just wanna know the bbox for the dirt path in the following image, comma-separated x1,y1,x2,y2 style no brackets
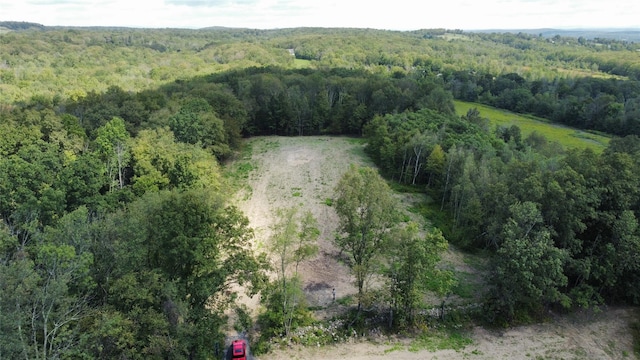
229,136,638,360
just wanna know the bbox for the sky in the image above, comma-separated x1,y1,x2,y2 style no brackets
1,0,639,31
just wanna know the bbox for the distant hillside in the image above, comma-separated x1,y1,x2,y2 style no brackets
0,21,45,31
472,28,640,42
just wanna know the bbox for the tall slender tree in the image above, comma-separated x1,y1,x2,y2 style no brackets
334,164,398,312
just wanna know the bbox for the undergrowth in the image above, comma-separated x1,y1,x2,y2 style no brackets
632,310,640,357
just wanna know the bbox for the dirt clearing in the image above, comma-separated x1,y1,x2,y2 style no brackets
232,136,372,310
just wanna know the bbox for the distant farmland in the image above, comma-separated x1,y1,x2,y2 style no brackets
454,100,610,152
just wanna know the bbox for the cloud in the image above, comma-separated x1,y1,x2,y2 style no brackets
163,0,256,7
26,0,87,4
1,0,638,30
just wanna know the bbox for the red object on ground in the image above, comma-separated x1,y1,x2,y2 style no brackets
231,339,247,360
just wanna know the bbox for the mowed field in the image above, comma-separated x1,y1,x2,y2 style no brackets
227,136,635,360
454,100,611,152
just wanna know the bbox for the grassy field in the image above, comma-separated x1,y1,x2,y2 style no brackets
454,100,610,152
293,58,313,69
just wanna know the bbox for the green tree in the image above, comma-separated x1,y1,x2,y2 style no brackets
142,190,265,357
60,152,109,212
0,141,66,232
0,236,40,359
94,116,131,191
334,164,398,312
487,202,569,323
87,189,266,359
0,208,95,360
385,223,452,328
130,128,222,195
169,98,230,159
264,207,319,337
425,144,445,189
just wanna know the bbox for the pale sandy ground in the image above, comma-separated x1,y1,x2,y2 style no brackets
230,136,638,360
232,136,370,312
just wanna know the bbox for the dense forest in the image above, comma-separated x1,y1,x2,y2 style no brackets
1,24,640,358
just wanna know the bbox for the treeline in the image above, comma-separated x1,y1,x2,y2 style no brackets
0,21,45,30
444,69,640,136
38,66,453,143
365,107,640,322
50,64,640,150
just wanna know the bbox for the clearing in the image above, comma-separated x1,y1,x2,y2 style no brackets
228,136,636,360
453,100,610,152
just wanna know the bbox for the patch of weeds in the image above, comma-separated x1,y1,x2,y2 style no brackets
470,349,483,355
389,182,425,194
233,304,253,333
604,340,617,356
292,320,351,347
407,203,429,216
347,140,369,159
224,160,257,196
407,202,455,239
451,271,479,299
573,347,588,357
633,318,640,357
409,329,472,352
346,137,366,145
384,343,404,354
236,162,255,178
251,337,271,356
324,198,333,206
308,305,324,311
291,187,302,197
462,250,490,270
258,139,280,153
336,295,354,306
225,161,256,182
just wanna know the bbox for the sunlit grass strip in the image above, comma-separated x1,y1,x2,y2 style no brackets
293,58,312,69
454,100,610,152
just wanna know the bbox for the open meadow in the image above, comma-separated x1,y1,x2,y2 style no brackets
454,100,610,152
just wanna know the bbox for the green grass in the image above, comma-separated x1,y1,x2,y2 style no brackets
384,343,405,354
454,100,610,152
336,295,354,306
409,330,472,352
293,58,312,69
631,315,640,357
450,271,479,299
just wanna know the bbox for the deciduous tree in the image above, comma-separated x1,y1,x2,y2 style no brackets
487,202,569,322
385,223,452,327
265,207,319,336
334,164,398,312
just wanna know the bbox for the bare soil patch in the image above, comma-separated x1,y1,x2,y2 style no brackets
232,136,372,313
229,136,637,360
